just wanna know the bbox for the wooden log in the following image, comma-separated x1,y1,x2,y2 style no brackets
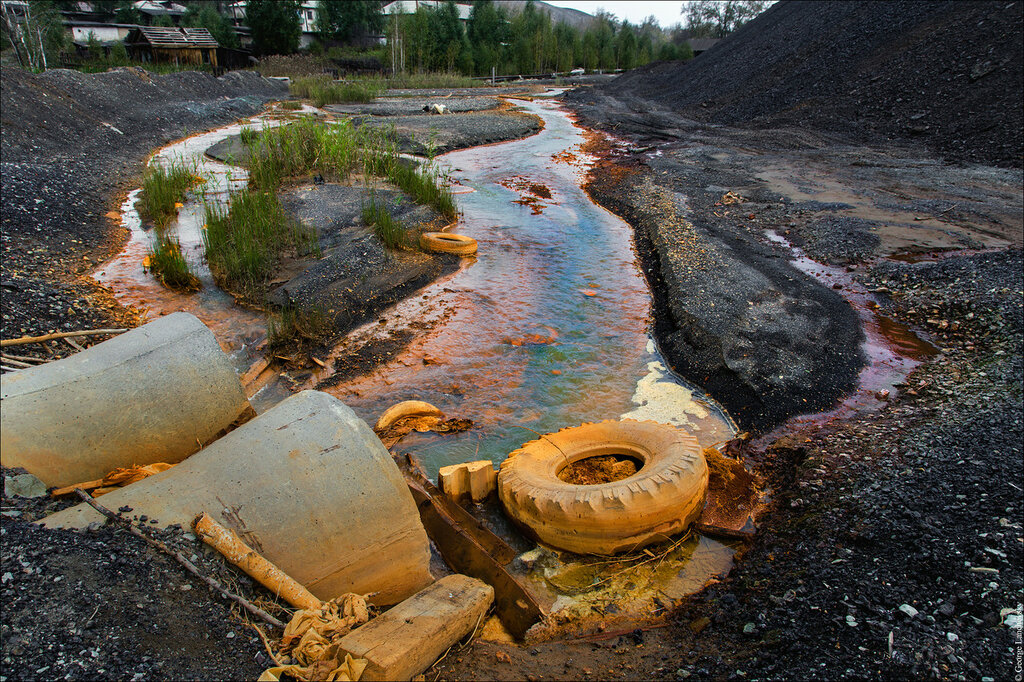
1,328,127,347
193,512,322,611
337,574,493,681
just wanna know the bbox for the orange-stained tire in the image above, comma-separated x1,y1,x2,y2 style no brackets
419,232,477,256
374,400,443,432
497,419,708,555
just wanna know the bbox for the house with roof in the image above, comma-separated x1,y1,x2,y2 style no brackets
125,25,219,68
381,1,473,22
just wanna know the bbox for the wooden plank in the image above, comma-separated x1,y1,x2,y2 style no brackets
397,456,545,639
338,574,492,681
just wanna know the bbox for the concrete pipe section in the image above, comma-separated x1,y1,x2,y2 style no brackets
1,312,252,488
41,390,434,606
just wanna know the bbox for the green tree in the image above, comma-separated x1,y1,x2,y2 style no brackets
246,0,300,55
615,21,636,70
86,30,103,61
581,29,598,71
185,4,239,49
110,40,129,65
593,11,614,71
113,0,140,23
552,21,576,72
316,0,383,45
1,0,67,70
467,0,507,76
431,0,465,71
681,0,771,38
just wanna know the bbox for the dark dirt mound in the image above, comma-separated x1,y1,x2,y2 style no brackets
578,0,1023,167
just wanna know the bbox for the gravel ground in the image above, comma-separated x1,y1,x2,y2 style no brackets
1,66,293,681
434,1,1021,677
436,183,1024,682
1,473,290,681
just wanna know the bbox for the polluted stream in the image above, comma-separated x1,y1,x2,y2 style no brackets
95,95,744,634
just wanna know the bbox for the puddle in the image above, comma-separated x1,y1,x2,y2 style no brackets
765,229,939,417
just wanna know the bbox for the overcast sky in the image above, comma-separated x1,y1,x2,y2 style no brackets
546,1,686,28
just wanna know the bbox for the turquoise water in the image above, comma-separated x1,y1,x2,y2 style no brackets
323,97,735,477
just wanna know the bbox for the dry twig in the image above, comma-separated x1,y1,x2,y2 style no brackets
73,489,285,629
1,328,127,347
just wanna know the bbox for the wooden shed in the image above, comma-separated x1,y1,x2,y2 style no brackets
125,26,219,68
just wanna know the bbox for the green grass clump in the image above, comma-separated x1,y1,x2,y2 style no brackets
362,196,408,250
147,235,199,291
290,75,384,106
139,159,201,229
280,100,302,110
246,117,367,190
239,126,260,145
202,190,318,298
205,115,454,293
387,161,456,222
379,72,481,89
268,304,333,352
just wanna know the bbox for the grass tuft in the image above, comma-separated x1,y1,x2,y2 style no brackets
267,304,333,352
239,126,260,145
147,235,200,291
206,116,453,294
290,75,384,106
362,195,408,250
280,100,302,110
202,191,318,298
139,159,201,229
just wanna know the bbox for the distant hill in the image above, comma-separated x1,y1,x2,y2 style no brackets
495,1,595,30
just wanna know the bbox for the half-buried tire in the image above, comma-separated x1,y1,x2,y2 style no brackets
420,232,477,256
498,419,708,555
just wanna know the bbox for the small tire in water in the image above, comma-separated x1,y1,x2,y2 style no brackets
419,232,478,256
497,419,708,555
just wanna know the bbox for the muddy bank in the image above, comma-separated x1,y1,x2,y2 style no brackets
268,183,460,332
324,96,500,117
0,67,286,344
360,109,543,156
583,158,863,432
566,83,1021,433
